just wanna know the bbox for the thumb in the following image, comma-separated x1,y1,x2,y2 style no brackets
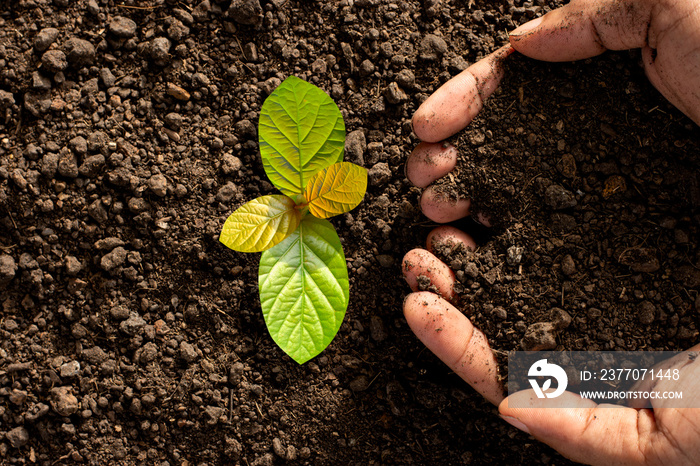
509,0,700,126
499,390,652,465
509,0,652,61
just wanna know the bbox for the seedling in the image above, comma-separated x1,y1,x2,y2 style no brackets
220,76,367,364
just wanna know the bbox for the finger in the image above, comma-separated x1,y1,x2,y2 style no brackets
405,142,458,188
412,44,514,143
426,225,477,253
640,46,684,120
509,0,653,61
404,291,504,405
510,0,700,126
627,350,685,409
642,44,700,126
402,248,456,300
421,186,471,223
500,390,651,465
627,343,700,410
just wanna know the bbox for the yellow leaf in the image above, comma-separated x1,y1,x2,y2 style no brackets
304,162,367,218
220,195,301,252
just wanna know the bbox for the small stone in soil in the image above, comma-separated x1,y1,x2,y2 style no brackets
41,50,67,72
369,315,388,341
521,322,558,351
544,184,577,209
64,38,96,66
51,386,79,417
561,254,576,276
550,308,572,330
6,426,30,448
167,82,191,101
0,254,17,288
33,28,59,52
368,162,391,186
109,16,137,38
638,301,656,324
228,0,263,26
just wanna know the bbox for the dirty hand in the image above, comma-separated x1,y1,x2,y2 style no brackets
412,0,700,148
403,0,700,464
404,256,700,465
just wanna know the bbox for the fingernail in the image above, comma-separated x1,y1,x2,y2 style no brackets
500,415,531,434
509,16,544,37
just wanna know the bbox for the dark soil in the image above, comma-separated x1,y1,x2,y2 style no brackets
0,1,697,465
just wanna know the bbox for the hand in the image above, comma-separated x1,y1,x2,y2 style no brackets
412,0,700,148
403,276,700,465
403,0,700,464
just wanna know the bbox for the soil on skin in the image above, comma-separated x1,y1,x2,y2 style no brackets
0,1,697,465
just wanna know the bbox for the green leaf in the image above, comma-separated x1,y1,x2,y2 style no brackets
304,162,368,218
259,76,345,197
220,195,301,252
259,216,349,364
